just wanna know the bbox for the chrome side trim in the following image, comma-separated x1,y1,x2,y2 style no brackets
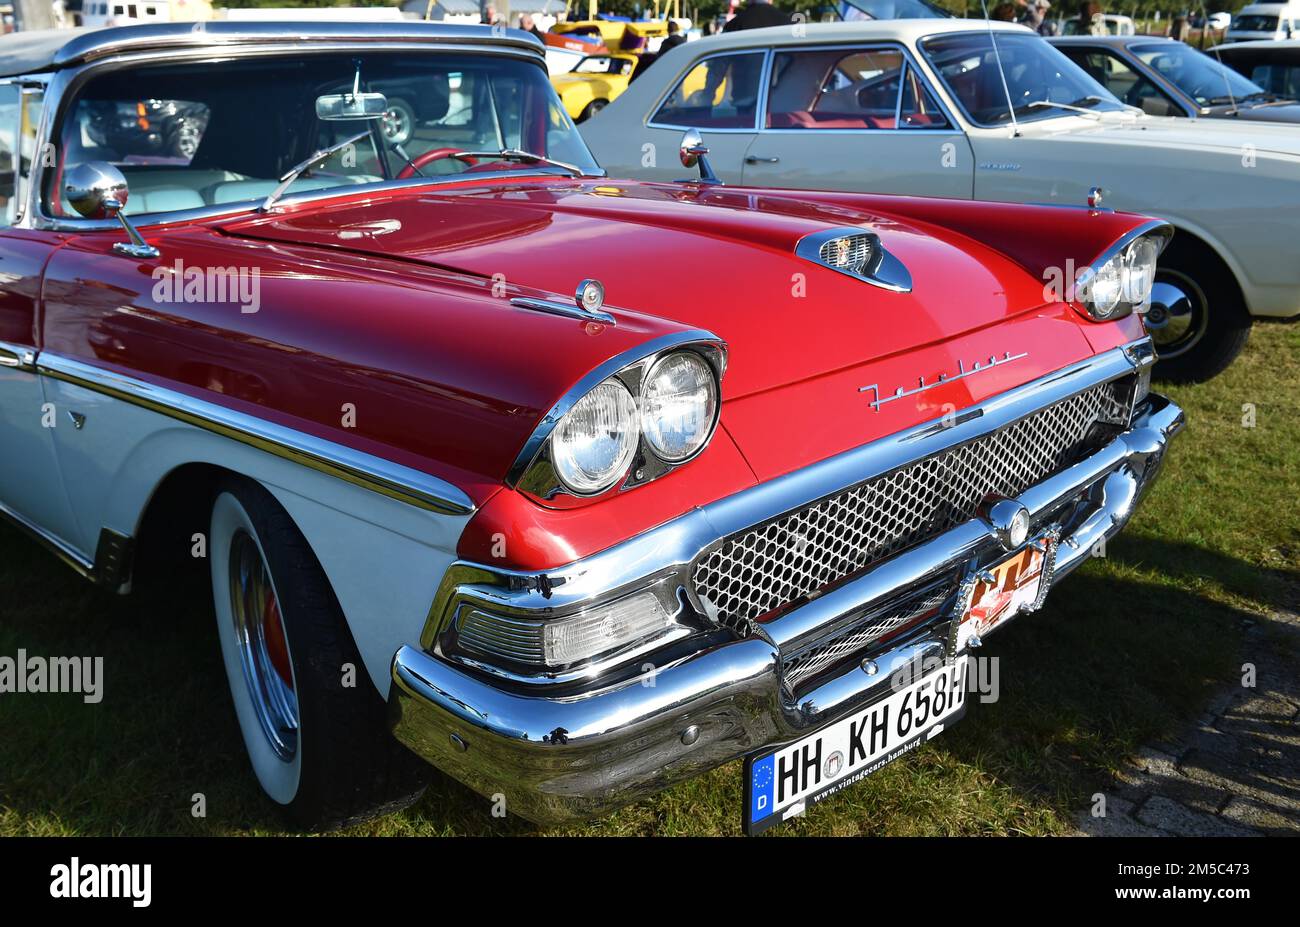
36,354,475,516
0,341,36,371
0,498,94,578
428,339,1153,658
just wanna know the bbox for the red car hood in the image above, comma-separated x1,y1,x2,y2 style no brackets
224,178,1083,402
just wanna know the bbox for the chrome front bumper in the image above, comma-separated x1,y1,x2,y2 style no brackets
390,375,1184,825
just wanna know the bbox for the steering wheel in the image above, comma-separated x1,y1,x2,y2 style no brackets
396,147,479,180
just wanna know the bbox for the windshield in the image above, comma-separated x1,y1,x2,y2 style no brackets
1133,42,1267,105
921,32,1125,126
572,56,632,75
838,0,951,19
1232,14,1279,31
47,51,600,217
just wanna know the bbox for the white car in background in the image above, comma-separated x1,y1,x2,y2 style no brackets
1226,2,1299,43
582,20,1300,381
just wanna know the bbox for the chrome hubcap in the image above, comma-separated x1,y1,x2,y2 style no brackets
383,107,410,144
229,531,298,761
1145,274,1205,360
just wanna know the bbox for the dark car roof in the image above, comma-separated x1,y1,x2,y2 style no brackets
0,21,544,78
1047,35,1179,49
1215,39,1300,58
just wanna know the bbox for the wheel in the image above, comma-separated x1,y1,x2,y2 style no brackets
1147,237,1251,384
209,477,430,828
381,98,418,147
578,99,608,123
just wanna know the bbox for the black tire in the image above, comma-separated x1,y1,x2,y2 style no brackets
209,476,429,829
578,99,608,123
1149,236,1251,384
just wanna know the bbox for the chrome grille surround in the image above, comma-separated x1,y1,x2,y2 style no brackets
692,380,1130,632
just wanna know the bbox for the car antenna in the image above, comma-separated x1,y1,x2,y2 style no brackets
978,0,1021,137
1207,32,1240,115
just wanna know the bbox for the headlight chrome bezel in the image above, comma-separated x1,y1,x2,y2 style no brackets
510,331,727,504
1073,221,1174,323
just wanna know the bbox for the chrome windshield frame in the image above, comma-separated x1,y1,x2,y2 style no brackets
20,37,601,232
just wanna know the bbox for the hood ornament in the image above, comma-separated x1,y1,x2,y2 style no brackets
510,277,616,326
859,351,1028,412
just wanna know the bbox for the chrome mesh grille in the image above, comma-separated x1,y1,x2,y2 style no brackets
782,580,955,693
692,380,1128,630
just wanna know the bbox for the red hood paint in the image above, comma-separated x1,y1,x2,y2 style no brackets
41,176,1155,568
222,179,1135,402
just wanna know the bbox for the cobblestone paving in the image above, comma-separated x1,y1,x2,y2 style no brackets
1074,593,1300,837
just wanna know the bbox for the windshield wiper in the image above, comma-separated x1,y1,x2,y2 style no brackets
452,148,592,177
1025,95,1105,120
260,129,371,212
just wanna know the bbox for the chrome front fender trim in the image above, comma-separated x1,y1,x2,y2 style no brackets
35,353,475,516
392,386,1184,824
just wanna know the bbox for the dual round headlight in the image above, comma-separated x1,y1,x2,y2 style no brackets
1077,232,1166,321
550,351,719,495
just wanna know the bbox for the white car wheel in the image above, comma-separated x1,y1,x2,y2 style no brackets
211,490,303,804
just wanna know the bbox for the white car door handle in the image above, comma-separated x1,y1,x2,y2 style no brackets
745,155,780,164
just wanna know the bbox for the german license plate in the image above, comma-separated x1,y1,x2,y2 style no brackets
952,540,1052,653
744,656,969,835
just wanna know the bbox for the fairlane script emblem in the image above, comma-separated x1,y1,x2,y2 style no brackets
859,352,1029,412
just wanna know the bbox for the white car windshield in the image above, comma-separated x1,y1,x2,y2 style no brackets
921,32,1126,126
1134,42,1269,105
47,51,600,217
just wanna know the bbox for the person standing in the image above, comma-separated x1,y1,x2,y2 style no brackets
660,19,687,54
518,13,543,39
722,0,793,32
1020,0,1059,35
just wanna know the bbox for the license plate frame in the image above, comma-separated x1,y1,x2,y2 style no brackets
950,532,1058,654
743,655,970,835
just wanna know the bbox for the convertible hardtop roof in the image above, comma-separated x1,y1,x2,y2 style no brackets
0,21,544,78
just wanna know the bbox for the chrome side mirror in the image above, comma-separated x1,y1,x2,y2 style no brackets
64,162,160,259
676,128,721,185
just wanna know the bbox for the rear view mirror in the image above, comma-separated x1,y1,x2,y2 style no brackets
316,91,389,121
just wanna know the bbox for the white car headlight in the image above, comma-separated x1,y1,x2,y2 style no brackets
1078,254,1126,319
1121,234,1161,308
551,377,639,494
640,351,719,462
1076,227,1171,322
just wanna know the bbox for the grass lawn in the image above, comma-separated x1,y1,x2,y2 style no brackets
1,324,1296,837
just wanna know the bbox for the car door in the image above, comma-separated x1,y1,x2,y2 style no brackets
0,82,86,558
740,45,974,198
636,49,769,183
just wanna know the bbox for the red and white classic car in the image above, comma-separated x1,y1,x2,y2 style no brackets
0,22,1183,830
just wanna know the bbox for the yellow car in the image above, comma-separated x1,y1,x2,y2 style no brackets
552,52,640,122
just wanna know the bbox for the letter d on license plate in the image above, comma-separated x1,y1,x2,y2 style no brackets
744,656,969,835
